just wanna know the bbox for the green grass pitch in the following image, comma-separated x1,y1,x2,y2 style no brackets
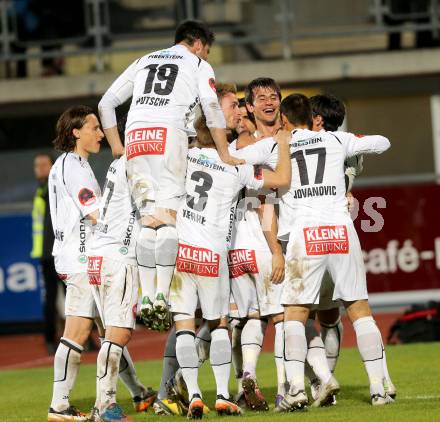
1,343,440,421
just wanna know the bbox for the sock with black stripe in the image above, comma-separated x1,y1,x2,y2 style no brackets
155,225,178,298
195,321,211,367
241,318,266,379
320,317,343,373
50,337,83,412
283,320,307,394
158,326,178,399
305,319,332,384
176,330,201,398
136,226,157,300
97,341,123,411
210,327,232,398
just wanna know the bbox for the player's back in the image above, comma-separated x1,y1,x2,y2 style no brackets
126,45,211,132
177,147,262,254
281,128,348,220
90,157,140,264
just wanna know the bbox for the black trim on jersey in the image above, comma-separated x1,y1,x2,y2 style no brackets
329,132,342,144
61,153,68,186
136,57,141,64
176,330,195,338
270,143,278,153
197,57,201,67
234,166,239,173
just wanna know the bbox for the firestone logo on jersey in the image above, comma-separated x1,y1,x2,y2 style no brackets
126,127,167,159
176,243,219,277
228,249,259,278
87,256,103,285
304,225,349,255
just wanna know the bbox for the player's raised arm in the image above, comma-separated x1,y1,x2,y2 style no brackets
98,60,137,157
261,129,292,189
336,131,391,158
198,63,244,165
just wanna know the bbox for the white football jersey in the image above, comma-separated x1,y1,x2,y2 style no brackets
177,147,264,254
228,141,272,252
49,152,101,274
89,157,140,265
232,129,390,236
102,44,218,133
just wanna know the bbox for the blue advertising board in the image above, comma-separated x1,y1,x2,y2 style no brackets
0,214,43,322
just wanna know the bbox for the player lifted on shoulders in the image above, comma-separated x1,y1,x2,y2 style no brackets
98,20,242,330
168,114,291,418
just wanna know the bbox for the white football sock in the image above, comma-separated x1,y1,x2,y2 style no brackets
195,321,211,367
274,321,287,395
158,326,178,399
155,225,178,298
50,337,83,412
176,330,201,398
241,318,267,378
231,321,244,392
210,327,232,398
353,316,385,396
97,341,123,411
284,321,307,394
320,317,343,373
136,226,157,300
305,319,332,384
119,346,145,398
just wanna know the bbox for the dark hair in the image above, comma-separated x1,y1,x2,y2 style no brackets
175,20,215,46
53,105,94,152
244,77,281,105
280,94,313,129
238,97,256,125
34,152,55,164
309,94,345,131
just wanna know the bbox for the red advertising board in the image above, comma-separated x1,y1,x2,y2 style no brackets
352,183,440,293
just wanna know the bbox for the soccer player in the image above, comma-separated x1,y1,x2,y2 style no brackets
168,114,291,418
276,94,392,409
308,94,395,400
153,82,242,416
228,78,286,410
87,155,157,421
98,20,242,328
47,106,103,421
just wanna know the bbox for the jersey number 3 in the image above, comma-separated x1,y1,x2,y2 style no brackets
186,171,213,212
143,64,179,95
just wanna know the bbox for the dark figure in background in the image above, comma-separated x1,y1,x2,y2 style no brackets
384,0,440,50
31,152,63,355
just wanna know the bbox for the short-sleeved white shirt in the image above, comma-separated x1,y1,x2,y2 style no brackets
177,147,264,254
89,157,140,265
102,44,218,134
49,152,101,274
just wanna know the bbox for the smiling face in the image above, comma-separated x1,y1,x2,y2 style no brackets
237,106,257,135
73,114,104,157
246,86,281,127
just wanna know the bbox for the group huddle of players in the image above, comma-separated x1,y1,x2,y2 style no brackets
46,20,395,422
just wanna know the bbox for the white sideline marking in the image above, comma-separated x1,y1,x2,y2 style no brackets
401,395,440,400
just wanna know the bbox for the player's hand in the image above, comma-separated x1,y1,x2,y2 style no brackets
346,192,355,211
112,144,125,159
274,129,291,145
271,252,285,284
219,150,245,165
